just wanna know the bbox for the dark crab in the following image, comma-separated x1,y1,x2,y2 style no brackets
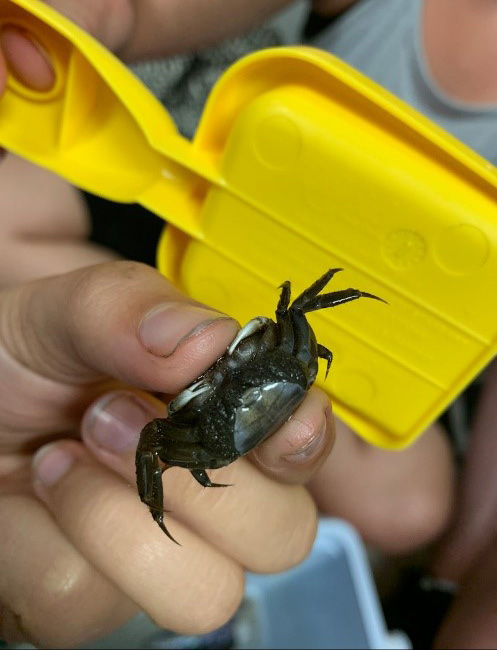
136,269,383,542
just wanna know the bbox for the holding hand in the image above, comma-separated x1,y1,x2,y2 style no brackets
0,261,334,648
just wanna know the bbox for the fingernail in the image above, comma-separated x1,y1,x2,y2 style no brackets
138,302,234,357
32,443,75,486
281,416,328,463
1,26,55,91
84,391,162,454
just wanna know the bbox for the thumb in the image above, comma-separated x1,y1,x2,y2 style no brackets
0,261,239,395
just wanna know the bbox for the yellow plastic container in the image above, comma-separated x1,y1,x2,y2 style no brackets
1,0,497,449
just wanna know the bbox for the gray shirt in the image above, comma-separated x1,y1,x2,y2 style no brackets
311,0,497,164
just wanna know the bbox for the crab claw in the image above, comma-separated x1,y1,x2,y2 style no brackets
358,291,388,304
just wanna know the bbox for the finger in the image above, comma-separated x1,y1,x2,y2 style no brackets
32,440,244,635
155,459,318,573
80,391,317,572
250,387,335,484
0,494,137,648
0,261,239,395
0,153,117,283
0,26,55,91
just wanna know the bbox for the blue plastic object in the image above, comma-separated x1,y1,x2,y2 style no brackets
235,518,410,650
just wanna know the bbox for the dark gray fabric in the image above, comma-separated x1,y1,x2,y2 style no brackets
131,27,282,138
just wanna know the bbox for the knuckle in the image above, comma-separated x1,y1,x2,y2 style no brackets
278,492,318,571
248,488,318,575
68,261,151,309
193,578,244,635
151,567,244,636
66,261,159,341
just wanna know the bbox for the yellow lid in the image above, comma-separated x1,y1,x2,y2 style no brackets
2,0,497,448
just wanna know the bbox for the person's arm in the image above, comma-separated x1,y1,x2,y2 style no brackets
423,0,497,104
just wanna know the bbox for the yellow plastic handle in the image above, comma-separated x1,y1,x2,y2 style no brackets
3,0,497,450
0,0,219,237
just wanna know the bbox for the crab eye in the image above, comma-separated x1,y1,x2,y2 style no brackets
240,387,262,407
233,381,306,455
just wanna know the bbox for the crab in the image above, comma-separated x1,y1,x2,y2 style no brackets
136,268,383,542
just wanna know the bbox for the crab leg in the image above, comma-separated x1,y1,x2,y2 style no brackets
191,469,232,488
136,446,179,544
289,308,318,382
291,268,343,311
277,280,292,313
317,344,333,378
254,321,279,359
302,289,386,313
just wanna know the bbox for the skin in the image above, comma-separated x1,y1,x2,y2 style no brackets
423,0,497,104
308,418,455,556
0,261,335,647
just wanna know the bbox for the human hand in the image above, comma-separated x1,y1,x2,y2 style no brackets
0,261,334,648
